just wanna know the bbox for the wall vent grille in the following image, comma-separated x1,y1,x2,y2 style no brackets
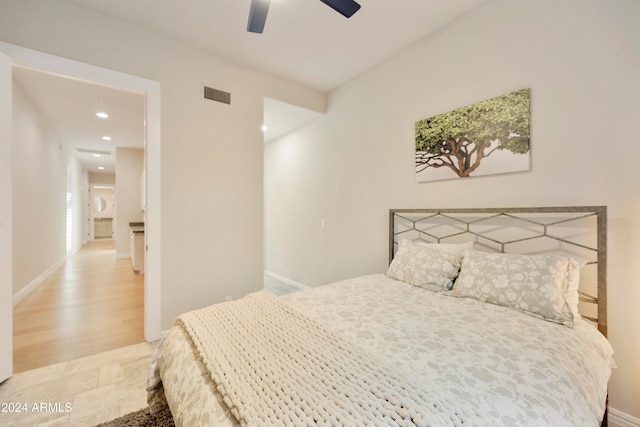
204,86,231,105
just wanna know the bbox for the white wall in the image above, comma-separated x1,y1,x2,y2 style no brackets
0,0,326,329
265,0,640,419
11,81,66,296
115,147,144,257
0,50,14,383
81,169,88,244
65,154,84,256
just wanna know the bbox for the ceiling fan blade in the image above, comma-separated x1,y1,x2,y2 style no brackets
247,0,270,33
319,0,361,18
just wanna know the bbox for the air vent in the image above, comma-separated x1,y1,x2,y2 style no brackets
204,86,231,105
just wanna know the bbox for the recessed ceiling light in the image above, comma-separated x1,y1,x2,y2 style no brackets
98,166,105,170
93,154,101,158
102,136,112,141
96,112,109,118
261,125,268,132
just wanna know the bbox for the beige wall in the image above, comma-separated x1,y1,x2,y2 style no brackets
89,172,115,185
265,0,640,419
0,0,325,329
115,147,144,257
11,81,66,296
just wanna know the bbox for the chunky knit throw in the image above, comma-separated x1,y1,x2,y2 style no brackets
176,290,479,427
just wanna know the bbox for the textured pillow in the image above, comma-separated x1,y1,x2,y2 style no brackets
414,241,474,258
565,257,586,320
453,250,579,327
387,238,462,290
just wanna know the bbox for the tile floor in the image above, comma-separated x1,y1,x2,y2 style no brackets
0,341,155,427
0,274,302,427
263,273,306,296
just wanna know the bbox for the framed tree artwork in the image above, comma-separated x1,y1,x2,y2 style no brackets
415,88,530,182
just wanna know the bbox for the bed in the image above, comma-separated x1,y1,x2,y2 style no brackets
147,206,614,427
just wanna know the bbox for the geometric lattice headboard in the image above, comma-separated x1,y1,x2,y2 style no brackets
389,206,607,336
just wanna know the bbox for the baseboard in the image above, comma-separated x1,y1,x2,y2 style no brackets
13,256,66,306
610,407,640,427
264,270,309,290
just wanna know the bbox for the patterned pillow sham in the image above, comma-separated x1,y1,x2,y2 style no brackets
387,238,463,290
565,257,586,320
453,250,581,327
414,240,474,258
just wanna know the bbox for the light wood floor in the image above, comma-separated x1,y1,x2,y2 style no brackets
13,240,144,373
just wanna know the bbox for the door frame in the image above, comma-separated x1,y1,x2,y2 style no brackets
0,42,163,355
0,50,12,383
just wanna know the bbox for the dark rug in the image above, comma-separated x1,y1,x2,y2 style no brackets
95,406,174,427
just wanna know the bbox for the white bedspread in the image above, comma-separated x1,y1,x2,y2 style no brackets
151,274,614,427
176,290,483,426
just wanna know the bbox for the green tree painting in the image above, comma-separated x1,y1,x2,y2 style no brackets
415,88,530,182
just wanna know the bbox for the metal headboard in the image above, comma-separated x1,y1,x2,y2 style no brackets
389,206,607,336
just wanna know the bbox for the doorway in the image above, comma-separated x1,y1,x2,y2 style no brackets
92,185,115,240
0,41,162,381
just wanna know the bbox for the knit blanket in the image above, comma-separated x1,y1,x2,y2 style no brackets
175,290,481,426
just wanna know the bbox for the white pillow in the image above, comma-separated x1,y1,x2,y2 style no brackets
453,250,583,327
414,240,474,258
565,257,587,320
387,238,463,290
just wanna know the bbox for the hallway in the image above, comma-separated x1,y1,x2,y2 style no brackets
12,240,144,373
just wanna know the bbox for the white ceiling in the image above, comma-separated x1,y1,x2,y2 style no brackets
12,0,484,172
66,0,484,92
13,66,144,175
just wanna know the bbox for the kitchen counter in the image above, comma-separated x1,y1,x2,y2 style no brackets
129,222,145,233
129,222,145,274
